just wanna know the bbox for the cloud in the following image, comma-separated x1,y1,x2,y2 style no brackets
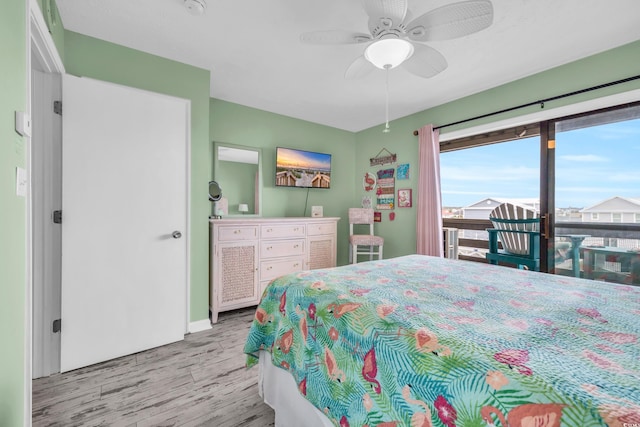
558,154,608,162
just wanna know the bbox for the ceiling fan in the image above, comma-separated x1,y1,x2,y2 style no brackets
301,0,494,79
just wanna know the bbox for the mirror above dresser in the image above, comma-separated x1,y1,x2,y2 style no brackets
213,142,262,216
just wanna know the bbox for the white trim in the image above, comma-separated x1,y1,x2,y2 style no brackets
28,2,64,423
185,102,192,334
29,0,64,75
188,318,213,333
439,88,640,142
25,1,32,423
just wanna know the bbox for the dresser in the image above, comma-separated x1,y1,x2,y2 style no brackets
209,217,339,323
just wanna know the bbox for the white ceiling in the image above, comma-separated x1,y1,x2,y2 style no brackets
54,0,640,132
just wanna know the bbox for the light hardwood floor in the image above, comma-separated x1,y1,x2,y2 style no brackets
32,308,275,427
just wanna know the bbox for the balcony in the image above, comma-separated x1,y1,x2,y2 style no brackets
443,218,640,285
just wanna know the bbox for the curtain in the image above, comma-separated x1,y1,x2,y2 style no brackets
417,124,443,257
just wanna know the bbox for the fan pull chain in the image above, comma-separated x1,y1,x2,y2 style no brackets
383,64,391,133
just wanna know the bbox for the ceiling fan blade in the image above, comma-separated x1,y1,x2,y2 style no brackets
363,0,408,33
401,43,448,78
345,55,375,80
300,30,372,45
406,0,493,42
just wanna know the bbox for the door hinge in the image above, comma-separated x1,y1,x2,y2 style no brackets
53,210,62,224
53,100,62,116
53,319,61,333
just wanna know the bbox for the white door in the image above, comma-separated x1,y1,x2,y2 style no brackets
61,75,189,372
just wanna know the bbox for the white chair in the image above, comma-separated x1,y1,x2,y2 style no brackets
348,208,384,264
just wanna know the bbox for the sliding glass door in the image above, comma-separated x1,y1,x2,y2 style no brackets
545,102,640,284
440,101,640,285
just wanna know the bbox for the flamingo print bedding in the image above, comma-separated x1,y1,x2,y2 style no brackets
243,255,640,426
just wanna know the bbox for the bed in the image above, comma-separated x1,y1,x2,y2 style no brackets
244,255,640,426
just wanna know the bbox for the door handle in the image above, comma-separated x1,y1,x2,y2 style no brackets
540,214,551,239
172,231,182,239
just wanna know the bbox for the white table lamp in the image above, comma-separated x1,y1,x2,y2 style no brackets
238,203,249,214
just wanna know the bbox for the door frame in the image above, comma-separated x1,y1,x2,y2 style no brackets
539,101,640,275
28,0,192,380
31,69,62,379
28,0,66,421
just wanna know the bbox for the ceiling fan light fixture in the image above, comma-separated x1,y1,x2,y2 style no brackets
364,38,414,69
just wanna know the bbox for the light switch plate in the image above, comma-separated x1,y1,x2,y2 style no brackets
16,167,27,197
15,111,32,137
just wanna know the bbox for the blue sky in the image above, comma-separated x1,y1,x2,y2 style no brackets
277,147,331,172
440,118,640,208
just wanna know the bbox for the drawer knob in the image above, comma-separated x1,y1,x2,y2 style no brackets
234,230,240,234
294,244,299,248
267,266,272,270
267,246,272,250
294,263,299,267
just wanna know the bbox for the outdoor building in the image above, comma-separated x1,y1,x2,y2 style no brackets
581,196,640,223
461,198,540,220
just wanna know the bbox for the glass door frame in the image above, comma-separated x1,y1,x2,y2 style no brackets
539,120,555,273
539,100,640,275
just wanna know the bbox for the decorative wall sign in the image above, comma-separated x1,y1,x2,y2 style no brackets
376,168,395,210
397,163,410,180
377,168,395,179
398,188,412,208
361,196,372,209
370,148,397,166
363,172,376,192
374,211,382,222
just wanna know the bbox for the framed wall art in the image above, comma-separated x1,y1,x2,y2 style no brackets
397,163,410,180
398,188,412,208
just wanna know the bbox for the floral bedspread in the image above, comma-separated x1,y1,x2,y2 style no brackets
243,255,640,426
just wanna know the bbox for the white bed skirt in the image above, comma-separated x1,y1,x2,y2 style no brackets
258,350,334,427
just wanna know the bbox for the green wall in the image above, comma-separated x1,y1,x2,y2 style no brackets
210,99,357,265
355,40,640,259
0,1,26,425
63,31,211,322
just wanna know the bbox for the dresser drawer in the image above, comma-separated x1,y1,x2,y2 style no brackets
217,226,258,241
261,239,305,258
307,222,336,236
261,224,306,239
261,257,305,282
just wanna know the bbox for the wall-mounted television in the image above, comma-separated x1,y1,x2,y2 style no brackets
275,147,331,189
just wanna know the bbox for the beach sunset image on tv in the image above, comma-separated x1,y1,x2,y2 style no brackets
276,147,331,188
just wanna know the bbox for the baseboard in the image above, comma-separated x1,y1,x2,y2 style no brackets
188,318,212,333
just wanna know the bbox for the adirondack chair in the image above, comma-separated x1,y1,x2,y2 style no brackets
485,203,540,271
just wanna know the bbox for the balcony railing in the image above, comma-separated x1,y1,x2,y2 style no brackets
443,218,640,284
